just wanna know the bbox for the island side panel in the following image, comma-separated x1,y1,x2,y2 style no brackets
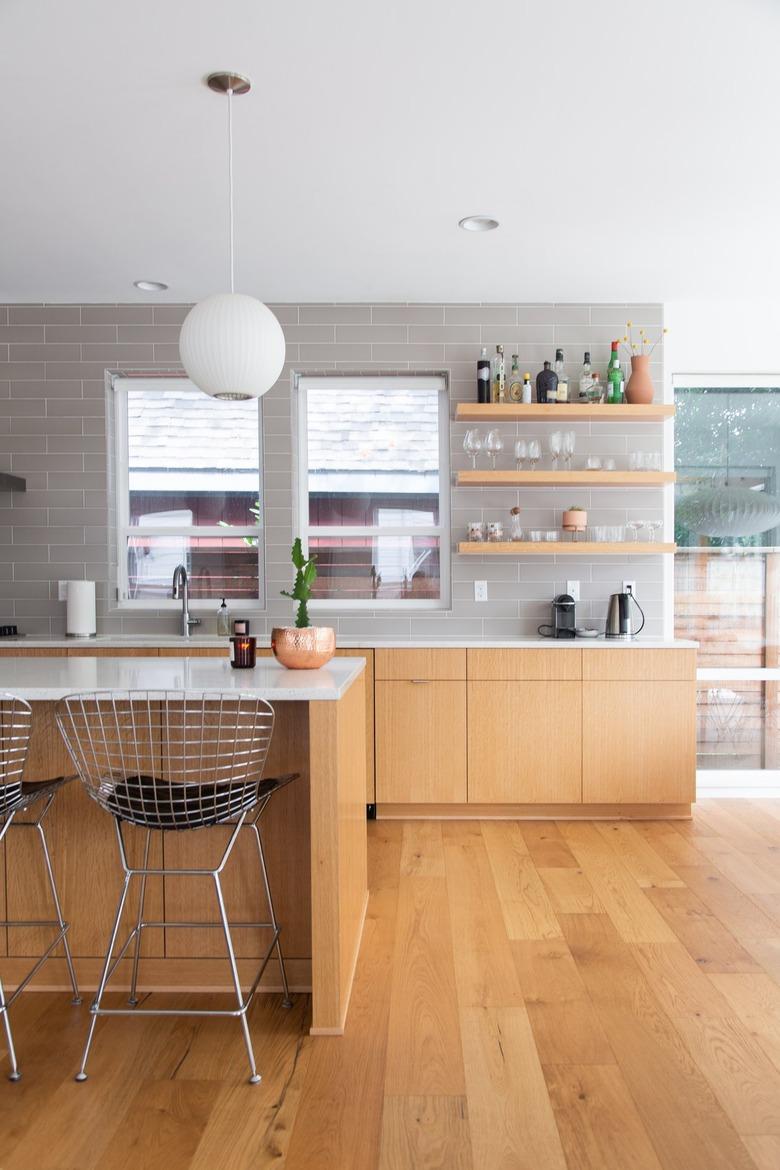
308,672,368,1034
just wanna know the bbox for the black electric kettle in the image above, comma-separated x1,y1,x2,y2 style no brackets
604,585,645,639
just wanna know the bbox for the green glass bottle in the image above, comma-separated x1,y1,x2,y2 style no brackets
607,341,624,403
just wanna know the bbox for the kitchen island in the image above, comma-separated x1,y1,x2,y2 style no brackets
0,655,367,1036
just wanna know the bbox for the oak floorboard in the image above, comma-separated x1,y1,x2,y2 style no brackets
645,885,763,974
460,1005,567,1170
632,819,711,868
518,822,579,868
543,1062,666,1170
743,938,780,985
709,973,780,1074
95,1080,216,1170
594,821,686,888
630,941,734,1019
561,912,758,1170
481,821,563,941
743,1135,780,1170
672,863,780,940
441,822,525,1008
378,1096,472,1170
399,821,446,878
511,940,614,1065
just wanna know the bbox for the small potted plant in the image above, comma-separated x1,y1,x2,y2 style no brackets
271,539,336,669
562,505,588,541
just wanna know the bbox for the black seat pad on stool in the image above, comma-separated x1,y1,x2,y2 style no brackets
104,772,300,830
0,775,75,818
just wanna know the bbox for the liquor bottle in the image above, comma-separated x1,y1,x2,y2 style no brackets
606,341,624,403
590,372,603,402
578,351,593,400
216,598,230,637
477,346,491,403
492,345,506,403
536,361,558,404
554,348,565,381
553,348,568,402
508,354,522,401
521,372,533,403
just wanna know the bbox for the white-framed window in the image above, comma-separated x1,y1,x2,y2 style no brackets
294,374,451,609
111,374,265,608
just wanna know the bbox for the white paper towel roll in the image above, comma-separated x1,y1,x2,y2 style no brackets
66,580,96,637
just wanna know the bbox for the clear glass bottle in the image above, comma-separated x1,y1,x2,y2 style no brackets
508,354,522,401
477,346,491,403
521,372,533,404
492,345,506,403
578,351,593,400
554,348,569,402
217,597,230,636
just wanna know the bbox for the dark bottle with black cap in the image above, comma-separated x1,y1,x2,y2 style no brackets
536,361,558,404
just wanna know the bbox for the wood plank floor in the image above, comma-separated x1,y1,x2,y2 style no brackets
2,799,780,1169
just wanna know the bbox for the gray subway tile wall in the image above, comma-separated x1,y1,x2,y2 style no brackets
0,302,665,637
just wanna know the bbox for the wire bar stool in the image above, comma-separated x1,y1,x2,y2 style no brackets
55,690,298,1084
0,693,81,1081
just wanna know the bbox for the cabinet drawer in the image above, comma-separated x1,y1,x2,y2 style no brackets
582,649,696,681
467,681,581,803
468,648,581,681
376,681,467,802
375,647,466,681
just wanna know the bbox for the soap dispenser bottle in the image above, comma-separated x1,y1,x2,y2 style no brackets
217,598,230,637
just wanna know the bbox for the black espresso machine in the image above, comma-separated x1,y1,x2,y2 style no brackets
538,594,576,639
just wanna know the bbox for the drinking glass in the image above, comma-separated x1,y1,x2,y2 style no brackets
626,520,642,541
463,429,483,469
485,429,504,470
586,454,602,471
647,452,662,471
514,439,528,470
528,439,541,470
645,520,662,542
548,431,562,470
562,431,576,470
629,451,645,472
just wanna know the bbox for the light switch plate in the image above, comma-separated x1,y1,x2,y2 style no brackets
622,580,636,596
474,580,488,602
566,580,580,601
58,580,70,601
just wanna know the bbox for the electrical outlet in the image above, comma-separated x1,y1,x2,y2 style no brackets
474,580,488,602
566,580,580,601
58,580,70,602
622,580,636,596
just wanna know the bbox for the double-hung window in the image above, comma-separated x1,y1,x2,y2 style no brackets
112,376,264,606
295,374,450,608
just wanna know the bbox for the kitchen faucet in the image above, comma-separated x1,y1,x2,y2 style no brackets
171,564,201,638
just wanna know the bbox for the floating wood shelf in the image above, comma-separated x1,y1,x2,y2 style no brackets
456,470,675,488
458,541,677,555
455,403,675,422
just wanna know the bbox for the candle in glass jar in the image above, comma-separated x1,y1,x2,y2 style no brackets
230,635,257,669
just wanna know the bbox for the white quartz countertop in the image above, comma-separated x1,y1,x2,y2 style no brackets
0,655,366,701
0,635,697,651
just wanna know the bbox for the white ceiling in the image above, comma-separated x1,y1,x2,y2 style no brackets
1,0,777,304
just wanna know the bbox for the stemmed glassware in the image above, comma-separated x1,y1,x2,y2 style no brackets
645,520,662,542
485,429,504,470
562,431,576,471
548,431,562,470
463,429,483,469
528,439,541,470
626,519,642,542
514,439,528,470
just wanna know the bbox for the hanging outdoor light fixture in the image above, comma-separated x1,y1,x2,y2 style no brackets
179,72,286,400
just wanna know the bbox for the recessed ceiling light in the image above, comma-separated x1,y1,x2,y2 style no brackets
133,280,168,292
458,216,499,232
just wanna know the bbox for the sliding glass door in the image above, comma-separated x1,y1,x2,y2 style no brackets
674,376,780,792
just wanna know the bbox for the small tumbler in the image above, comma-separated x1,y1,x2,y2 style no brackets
230,635,257,669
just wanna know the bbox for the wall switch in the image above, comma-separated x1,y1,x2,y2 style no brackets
58,580,70,602
474,580,488,602
566,580,580,601
622,580,636,596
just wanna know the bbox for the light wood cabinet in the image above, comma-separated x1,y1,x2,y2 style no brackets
582,648,696,682
468,681,582,803
583,680,696,803
468,648,581,681
375,647,466,681
375,680,467,803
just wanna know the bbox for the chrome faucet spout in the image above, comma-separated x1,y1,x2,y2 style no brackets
171,564,201,638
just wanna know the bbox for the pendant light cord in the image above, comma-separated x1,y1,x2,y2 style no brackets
227,85,235,294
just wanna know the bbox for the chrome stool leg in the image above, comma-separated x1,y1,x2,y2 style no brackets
75,871,132,1082
0,977,20,1082
213,871,261,1084
35,805,81,1006
128,830,152,1007
250,818,292,1008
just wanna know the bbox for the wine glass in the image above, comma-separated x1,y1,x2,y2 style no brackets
514,439,528,470
463,429,482,469
485,429,504,470
528,439,541,470
562,431,576,470
645,520,662,542
548,431,562,470
626,519,642,542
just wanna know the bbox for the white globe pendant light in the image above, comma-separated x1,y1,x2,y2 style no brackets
179,72,285,400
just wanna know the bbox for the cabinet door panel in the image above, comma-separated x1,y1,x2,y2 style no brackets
468,682,581,803
376,681,466,802
582,649,696,681
468,648,581,681
375,648,466,681
583,681,696,803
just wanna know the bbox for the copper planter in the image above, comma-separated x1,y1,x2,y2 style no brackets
271,626,336,670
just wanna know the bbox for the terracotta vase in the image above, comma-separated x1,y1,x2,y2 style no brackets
271,626,336,670
625,354,654,404
562,509,587,532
